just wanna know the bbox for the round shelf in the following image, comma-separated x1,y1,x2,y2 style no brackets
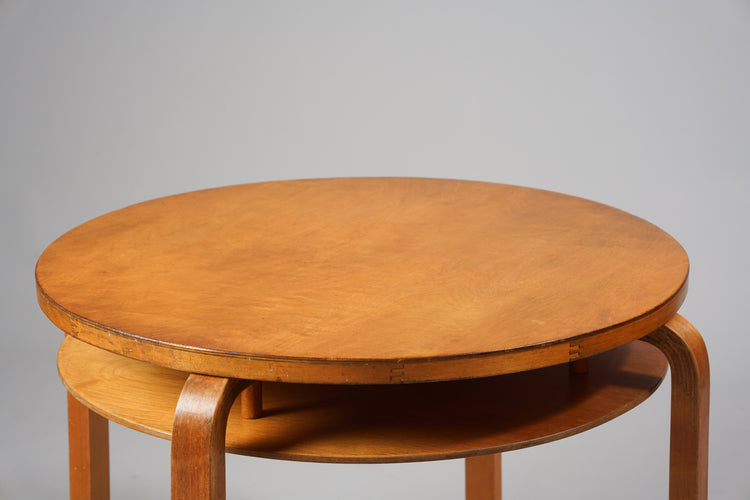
59,336,667,463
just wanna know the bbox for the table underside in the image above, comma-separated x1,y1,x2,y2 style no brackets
59,336,667,463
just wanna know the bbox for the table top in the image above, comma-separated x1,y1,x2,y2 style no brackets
36,178,688,383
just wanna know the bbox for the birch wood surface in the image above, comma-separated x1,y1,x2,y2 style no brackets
644,315,710,500
67,393,110,500
37,178,688,383
59,336,667,463
466,454,502,500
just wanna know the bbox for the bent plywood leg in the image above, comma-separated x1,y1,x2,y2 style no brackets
68,392,110,500
643,314,709,500
465,454,501,500
171,374,249,500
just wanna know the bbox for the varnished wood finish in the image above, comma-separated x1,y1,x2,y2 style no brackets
37,178,689,383
59,337,667,463
569,358,590,374
466,454,501,500
240,382,263,419
644,314,709,500
68,392,109,500
171,374,249,500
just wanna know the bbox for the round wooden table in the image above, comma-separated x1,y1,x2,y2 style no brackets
36,178,709,499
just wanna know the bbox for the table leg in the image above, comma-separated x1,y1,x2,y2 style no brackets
643,314,710,500
240,381,263,419
68,392,110,500
171,374,250,500
465,453,501,500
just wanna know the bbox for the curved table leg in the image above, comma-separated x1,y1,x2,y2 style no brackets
171,374,250,500
465,453,501,500
68,392,110,500
643,314,710,500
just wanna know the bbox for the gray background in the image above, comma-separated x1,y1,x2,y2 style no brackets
1,2,748,498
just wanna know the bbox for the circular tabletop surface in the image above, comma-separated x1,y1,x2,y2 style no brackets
36,178,688,383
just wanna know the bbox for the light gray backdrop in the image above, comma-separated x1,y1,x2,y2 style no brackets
1,2,748,499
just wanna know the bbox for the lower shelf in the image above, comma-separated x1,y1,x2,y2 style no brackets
58,336,666,464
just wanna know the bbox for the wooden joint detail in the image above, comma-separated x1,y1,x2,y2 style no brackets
389,362,406,382
568,343,581,360
69,318,82,335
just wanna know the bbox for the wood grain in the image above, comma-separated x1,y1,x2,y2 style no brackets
37,178,689,383
68,392,109,500
171,374,249,500
466,454,501,500
644,314,710,500
59,337,667,463
240,382,263,419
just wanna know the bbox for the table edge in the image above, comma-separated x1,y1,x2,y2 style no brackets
38,276,686,384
